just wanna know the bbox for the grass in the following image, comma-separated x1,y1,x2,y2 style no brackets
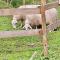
0,0,12,8
0,31,60,60
48,31,60,60
0,36,42,60
0,16,13,31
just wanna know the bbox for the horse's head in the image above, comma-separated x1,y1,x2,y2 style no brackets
12,17,18,29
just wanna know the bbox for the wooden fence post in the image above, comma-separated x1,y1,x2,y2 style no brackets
40,0,48,57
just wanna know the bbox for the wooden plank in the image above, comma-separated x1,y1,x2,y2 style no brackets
0,29,42,38
0,8,40,16
0,19,60,38
0,1,59,16
45,1,59,10
40,0,48,57
38,1,59,10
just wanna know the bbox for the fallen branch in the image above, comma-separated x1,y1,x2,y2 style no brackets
29,51,37,60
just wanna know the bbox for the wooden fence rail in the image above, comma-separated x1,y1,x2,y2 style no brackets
0,29,42,38
0,19,60,38
0,1,59,16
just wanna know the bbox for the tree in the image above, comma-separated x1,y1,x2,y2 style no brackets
11,0,23,7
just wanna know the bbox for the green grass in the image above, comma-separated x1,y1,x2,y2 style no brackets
0,32,60,60
0,16,24,31
0,16,13,31
0,1,13,31
0,0,12,8
48,31,60,60
0,36,42,60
